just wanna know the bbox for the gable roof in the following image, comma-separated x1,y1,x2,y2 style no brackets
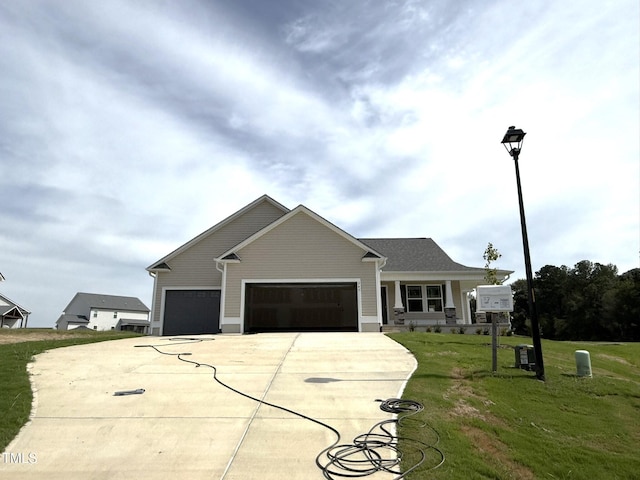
215,205,386,263
147,194,289,271
56,313,89,325
0,292,30,316
64,292,150,314
359,238,486,273
147,195,512,279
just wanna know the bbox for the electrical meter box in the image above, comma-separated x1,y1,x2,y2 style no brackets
515,344,536,371
476,285,514,312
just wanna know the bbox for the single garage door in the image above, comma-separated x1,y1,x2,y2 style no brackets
163,289,221,335
244,283,358,333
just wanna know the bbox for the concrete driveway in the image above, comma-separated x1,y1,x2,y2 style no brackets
1,333,416,479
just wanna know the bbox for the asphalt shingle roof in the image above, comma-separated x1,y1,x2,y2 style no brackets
68,293,150,314
358,238,483,273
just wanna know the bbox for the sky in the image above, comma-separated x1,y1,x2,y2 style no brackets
1,0,638,328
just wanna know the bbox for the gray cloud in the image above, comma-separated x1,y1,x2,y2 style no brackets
0,0,637,326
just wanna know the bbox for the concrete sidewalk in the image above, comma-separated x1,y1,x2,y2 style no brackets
1,333,416,479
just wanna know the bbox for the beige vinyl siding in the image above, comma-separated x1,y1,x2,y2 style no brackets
150,201,287,323
223,210,378,318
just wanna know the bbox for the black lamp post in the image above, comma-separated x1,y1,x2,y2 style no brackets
501,126,545,381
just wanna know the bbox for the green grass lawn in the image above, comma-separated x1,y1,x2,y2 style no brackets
2,330,638,479
0,329,143,452
388,332,640,479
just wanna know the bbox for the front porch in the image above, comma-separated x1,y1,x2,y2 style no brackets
381,279,476,326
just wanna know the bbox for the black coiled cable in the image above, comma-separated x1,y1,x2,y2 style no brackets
136,339,444,478
316,398,444,479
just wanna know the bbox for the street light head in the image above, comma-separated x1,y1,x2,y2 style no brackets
501,126,526,157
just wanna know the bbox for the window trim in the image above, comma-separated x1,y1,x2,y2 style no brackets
406,284,424,312
426,285,443,312
401,284,444,313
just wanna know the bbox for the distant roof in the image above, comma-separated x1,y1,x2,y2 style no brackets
56,313,89,325
0,292,31,314
67,293,150,313
359,238,484,273
117,318,151,326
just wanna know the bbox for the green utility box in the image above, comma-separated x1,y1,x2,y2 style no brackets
514,344,536,371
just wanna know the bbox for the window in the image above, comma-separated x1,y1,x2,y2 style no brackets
113,311,118,319
406,285,423,312
92,311,97,318
426,286,443,312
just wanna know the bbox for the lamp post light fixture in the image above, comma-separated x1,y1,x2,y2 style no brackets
501,126,545,381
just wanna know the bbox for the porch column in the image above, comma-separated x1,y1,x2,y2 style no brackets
444,280,456,324
394,281,404,310
393,281,405,324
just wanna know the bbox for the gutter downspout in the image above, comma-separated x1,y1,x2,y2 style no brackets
148,271,158,335
216,260,226,333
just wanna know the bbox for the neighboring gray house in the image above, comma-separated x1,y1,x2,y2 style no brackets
56,293,150,333
0,292,31,328
147,195,511,336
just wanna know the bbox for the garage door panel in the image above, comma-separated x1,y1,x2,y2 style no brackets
163,290,221,335
245,283,357,333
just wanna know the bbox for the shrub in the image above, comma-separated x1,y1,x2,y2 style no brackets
458,326,467,335
475,327,483,335
434,325,442,333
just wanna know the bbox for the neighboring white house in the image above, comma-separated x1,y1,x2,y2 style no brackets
0,292,31,328
0,272,31,328
147,195,512,336
56,293,150,333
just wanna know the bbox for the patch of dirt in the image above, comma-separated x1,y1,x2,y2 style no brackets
597,354,632,366
423,350,460,358
451,398,486,421
445,368,502,424
461,425,535,480
445,366,533,477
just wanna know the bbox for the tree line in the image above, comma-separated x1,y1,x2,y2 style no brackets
510,261,640,341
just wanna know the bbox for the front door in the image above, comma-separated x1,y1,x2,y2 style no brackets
381,286,388,325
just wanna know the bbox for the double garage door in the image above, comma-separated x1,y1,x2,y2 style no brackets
163,283,358,335
244,283,358,333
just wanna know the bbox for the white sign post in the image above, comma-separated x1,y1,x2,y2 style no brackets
476,286,514,372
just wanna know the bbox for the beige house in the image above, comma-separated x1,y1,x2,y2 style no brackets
147,195,511,336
